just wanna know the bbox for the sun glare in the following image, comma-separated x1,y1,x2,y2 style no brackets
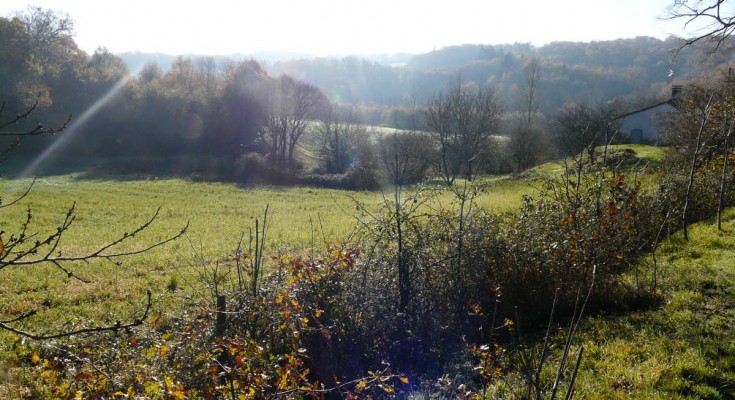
17,75,134,179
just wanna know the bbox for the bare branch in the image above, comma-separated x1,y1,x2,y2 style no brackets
0,98,71,135
1,206,189,275
0,178,36,209
0,291,153,340
0,99,187,340
666,0,735,57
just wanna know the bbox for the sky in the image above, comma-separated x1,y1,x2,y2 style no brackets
0,0,694,57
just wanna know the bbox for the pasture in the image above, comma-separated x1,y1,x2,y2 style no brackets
0,174,532,336
8,144,716,399
0,145,666,332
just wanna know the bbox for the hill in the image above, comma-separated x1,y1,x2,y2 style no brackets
264,36,735,116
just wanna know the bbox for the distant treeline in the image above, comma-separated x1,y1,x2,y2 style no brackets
3,7,735,182
266,37,735,119
120,37,735,124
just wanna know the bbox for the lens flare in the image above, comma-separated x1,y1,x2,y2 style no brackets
17,75,134,179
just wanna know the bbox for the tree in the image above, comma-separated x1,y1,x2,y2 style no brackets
509,123,553,171
666,0,735,55
507,57,550,172
315,108,366,174
12,6,86,105
377,131,436,186
552,102,622,163
0,100,187,339
523,56,542,126
14,6,75,66
659,80,735,238
138,62,163,83
261,75,330,167
205,60,269,158
425,80,502,185
196,56,220,99
0,17,31,105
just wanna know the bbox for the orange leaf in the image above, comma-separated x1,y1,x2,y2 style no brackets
399,375,409,384
30,352,40,366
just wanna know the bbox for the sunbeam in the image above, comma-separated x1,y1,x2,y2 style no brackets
16,74,134,179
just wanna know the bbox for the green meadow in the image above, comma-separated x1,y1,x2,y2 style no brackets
6,145,734,398
561,209,735,399
0,173,532,334
0,144,665,331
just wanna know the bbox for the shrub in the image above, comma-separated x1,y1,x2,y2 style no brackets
298,172,352,189
345,160,383,190
234,152,267,183
234,152,299,185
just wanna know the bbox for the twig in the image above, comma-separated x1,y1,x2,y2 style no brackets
0,291,153,340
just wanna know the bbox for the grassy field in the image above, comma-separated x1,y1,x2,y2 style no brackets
0,173,533,335
0,144,665,331
0,171,536,396
10,144,726,399
0,175,531,255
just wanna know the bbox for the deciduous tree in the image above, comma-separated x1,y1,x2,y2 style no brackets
261,75,329,167
425,80,502,185
315,109,366,174
666,0,735,55
552,103,622,163
509,123,552,171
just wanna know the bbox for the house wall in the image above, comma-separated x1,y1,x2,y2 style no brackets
620,103,675,144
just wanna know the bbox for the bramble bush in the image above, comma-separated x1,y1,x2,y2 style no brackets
22,245,416,399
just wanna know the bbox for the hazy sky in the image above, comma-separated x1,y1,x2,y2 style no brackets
0,0,690,56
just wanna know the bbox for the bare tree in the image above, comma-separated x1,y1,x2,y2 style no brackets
508,57,549,172
681,92,716,239
509,123,552,172
196,56,220,98
523,56,542,126
425,80,502,186
666,0,735,55
552,102,622,164
660,82,735,238
315,109,366,174
261,75,330,167
14,6,75,65
0,100,187,339
377,131,436,186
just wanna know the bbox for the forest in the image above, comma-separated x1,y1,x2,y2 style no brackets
2,3,735,399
